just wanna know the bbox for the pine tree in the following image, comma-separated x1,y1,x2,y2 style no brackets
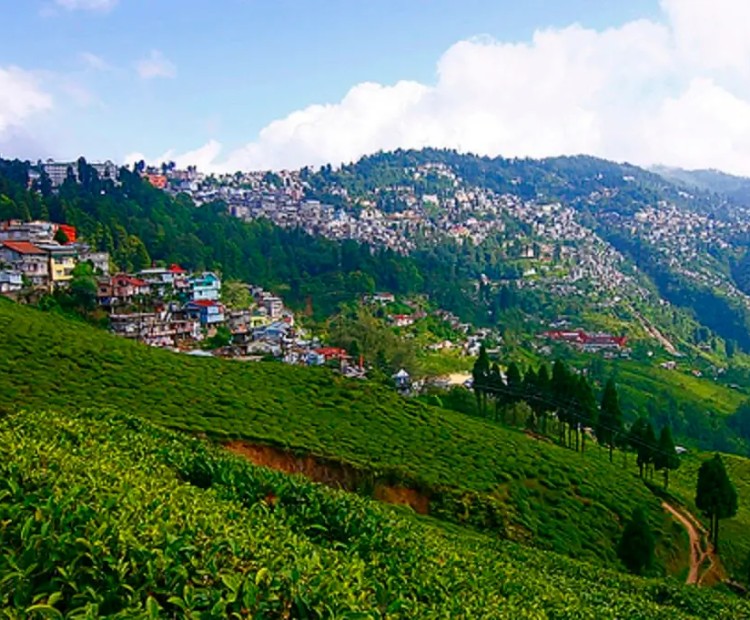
574,375,598,454
506,362,523,403
551,360,572,446
489,363,504,421
696,454,738,551
472,345,491,416
654,426,680,490
628,418,656,479
534,364,552,434
597,378,623,463
618,507,655,575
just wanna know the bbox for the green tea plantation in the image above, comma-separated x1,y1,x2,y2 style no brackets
1,408,749,619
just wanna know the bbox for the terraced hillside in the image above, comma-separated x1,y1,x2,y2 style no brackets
1,407,748,619
0,299,682,569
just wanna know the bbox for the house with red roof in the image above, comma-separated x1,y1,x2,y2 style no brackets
0,241,48,287
184,299,226,326
389,314,415,327
98,273,151,305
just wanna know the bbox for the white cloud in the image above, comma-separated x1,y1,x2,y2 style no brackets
136,50,176,80
137,0,750,175
125,140,222,171
79,51,110,71
0,67,53,135
54,0,118,11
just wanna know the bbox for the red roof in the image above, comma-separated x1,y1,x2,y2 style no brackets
315,347,348,358
1,240,44,255
189,299,221,308
113,274,149,287
169,263,187,274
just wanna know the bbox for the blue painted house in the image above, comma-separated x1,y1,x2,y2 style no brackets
184,299,225,326
189,272,221,302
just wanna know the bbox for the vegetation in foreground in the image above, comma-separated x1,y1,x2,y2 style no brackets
1,407,748,619
0,299,685,570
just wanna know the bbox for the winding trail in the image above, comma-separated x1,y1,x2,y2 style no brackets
662,501,723,586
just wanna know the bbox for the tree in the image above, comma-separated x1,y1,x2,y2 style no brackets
54,227,69,245
505,361,523,410
471,345,491,416
68,262,97,313
628,417,656,479
696,454,738,551
574,375,598,453
654,426,680,490
728,399,750,440
551,360,573,446
597,378,623,463
221,280,253,310
489,362,504,421
617,507,654,575
533,364,552,434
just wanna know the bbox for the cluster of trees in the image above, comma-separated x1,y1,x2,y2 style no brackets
328,306,417,376
471,351,683,487
627,418,680,489
471,352,612,456
617,452,738,575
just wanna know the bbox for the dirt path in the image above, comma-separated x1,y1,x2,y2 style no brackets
631,307,678,355
662,501,723,585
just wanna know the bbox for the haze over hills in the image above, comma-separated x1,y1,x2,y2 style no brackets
651,165,750,205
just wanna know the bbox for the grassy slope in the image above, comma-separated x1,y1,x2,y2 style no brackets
616,362,744,417
1,300,680,569
1,407,747,619
670,452,750,582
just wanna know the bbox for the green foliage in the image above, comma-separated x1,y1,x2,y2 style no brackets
1,408,747,618
598,378,624,462
220,280,253,310
696,454,739,551
654,426,680,490
203,325,233,350
0,301,686,567
670,452,750,582
328,306,417,375
53,227,69,245
618,508,655,575
728,399,750,441
67,262,97,313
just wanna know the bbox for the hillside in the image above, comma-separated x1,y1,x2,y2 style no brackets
2,406,749,618
670,451,750,583
0,298,687,570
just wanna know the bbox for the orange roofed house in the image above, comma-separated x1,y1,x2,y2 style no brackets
0,241,48,287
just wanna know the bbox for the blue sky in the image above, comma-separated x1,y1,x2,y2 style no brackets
4,1,750,174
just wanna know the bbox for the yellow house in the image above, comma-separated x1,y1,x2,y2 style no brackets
249,315,270,328
41,245,77,288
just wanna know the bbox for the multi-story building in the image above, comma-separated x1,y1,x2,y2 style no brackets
0,269,23,294
0,220,55,243
0,241,48,287
41,160,119,187
189,272,221,301
38,244,77,287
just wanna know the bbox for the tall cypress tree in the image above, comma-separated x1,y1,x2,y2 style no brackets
597,378,623,463
575,375,598,454
472,345,491,416
551,360,572,446
654,426,680,490
696,454,738,551
618,507,655,575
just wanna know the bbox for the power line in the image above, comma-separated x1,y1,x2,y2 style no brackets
468,378,681,460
